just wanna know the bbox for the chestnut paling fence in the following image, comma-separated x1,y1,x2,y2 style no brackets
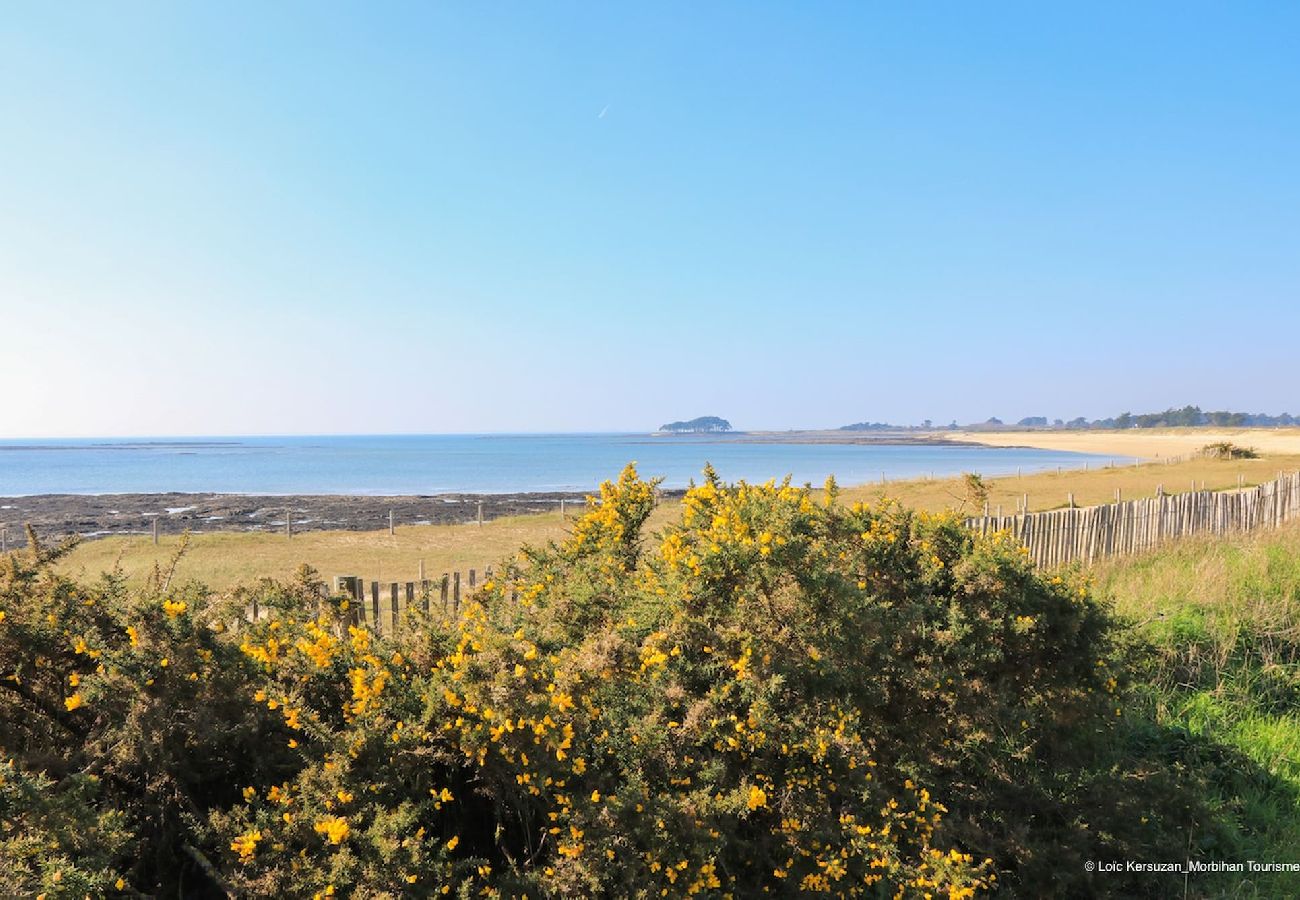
964,470,1300,569
248,568,498,634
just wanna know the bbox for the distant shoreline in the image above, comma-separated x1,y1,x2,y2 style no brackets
10,427,1298,545
653,426,1300,458
647,430,979,447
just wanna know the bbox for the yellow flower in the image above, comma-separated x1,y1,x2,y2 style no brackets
68,673,81,687
337,790,353,804
159,657,169,668
125,625,139,646
747,785,767,810
591,790,601,803
314,816,350,844
230,829,261,861
162,599,188,618
63,693,84,711
446,834,460,851
115,878,126,890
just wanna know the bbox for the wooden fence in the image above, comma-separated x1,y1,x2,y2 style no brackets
964,471,1300,568
245,566,500,634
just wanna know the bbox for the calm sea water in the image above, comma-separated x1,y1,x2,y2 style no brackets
0,434,1119,496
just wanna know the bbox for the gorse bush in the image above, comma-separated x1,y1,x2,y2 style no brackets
1,466,1212,897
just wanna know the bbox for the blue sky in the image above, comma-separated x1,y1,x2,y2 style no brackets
1,2,1297,437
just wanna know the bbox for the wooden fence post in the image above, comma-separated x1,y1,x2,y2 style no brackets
370,582,380,633
477,501,484,526
390,583,400,629
389,510,395,536
440,574,449,611
453,572,461,614
152,517,159,545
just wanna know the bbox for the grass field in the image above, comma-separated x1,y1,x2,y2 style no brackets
1094,521,1300,897
54,452,1300,591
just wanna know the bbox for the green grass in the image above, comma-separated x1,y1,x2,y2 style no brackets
1095,523,1300,897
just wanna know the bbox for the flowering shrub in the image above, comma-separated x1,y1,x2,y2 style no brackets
0,468,1206,896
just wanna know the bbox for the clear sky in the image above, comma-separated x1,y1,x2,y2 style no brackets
2,2,1297,437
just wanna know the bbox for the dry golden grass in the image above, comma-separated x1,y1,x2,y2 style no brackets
839,453,1300,515
55,454,1300,591
57,505,681,592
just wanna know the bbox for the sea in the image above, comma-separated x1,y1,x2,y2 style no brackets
0,434,1121,497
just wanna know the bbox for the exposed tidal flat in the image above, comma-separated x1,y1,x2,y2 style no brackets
0,433,1110,542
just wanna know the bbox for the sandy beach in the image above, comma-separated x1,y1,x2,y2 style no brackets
948,427,1300,459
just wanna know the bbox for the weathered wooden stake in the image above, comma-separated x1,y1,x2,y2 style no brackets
418,559,425,581
477,501,484,526
389,510,395,536
152,517,159,545
286,509,292,539
559,499,566,518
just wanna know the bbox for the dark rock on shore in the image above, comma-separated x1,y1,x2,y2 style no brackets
0,490,683,548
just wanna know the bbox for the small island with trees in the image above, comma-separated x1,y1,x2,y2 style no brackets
657,416,732,433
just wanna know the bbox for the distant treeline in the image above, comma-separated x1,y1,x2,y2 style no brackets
840,406,1296,432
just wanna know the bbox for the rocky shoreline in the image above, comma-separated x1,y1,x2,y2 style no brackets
0,490,685,548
